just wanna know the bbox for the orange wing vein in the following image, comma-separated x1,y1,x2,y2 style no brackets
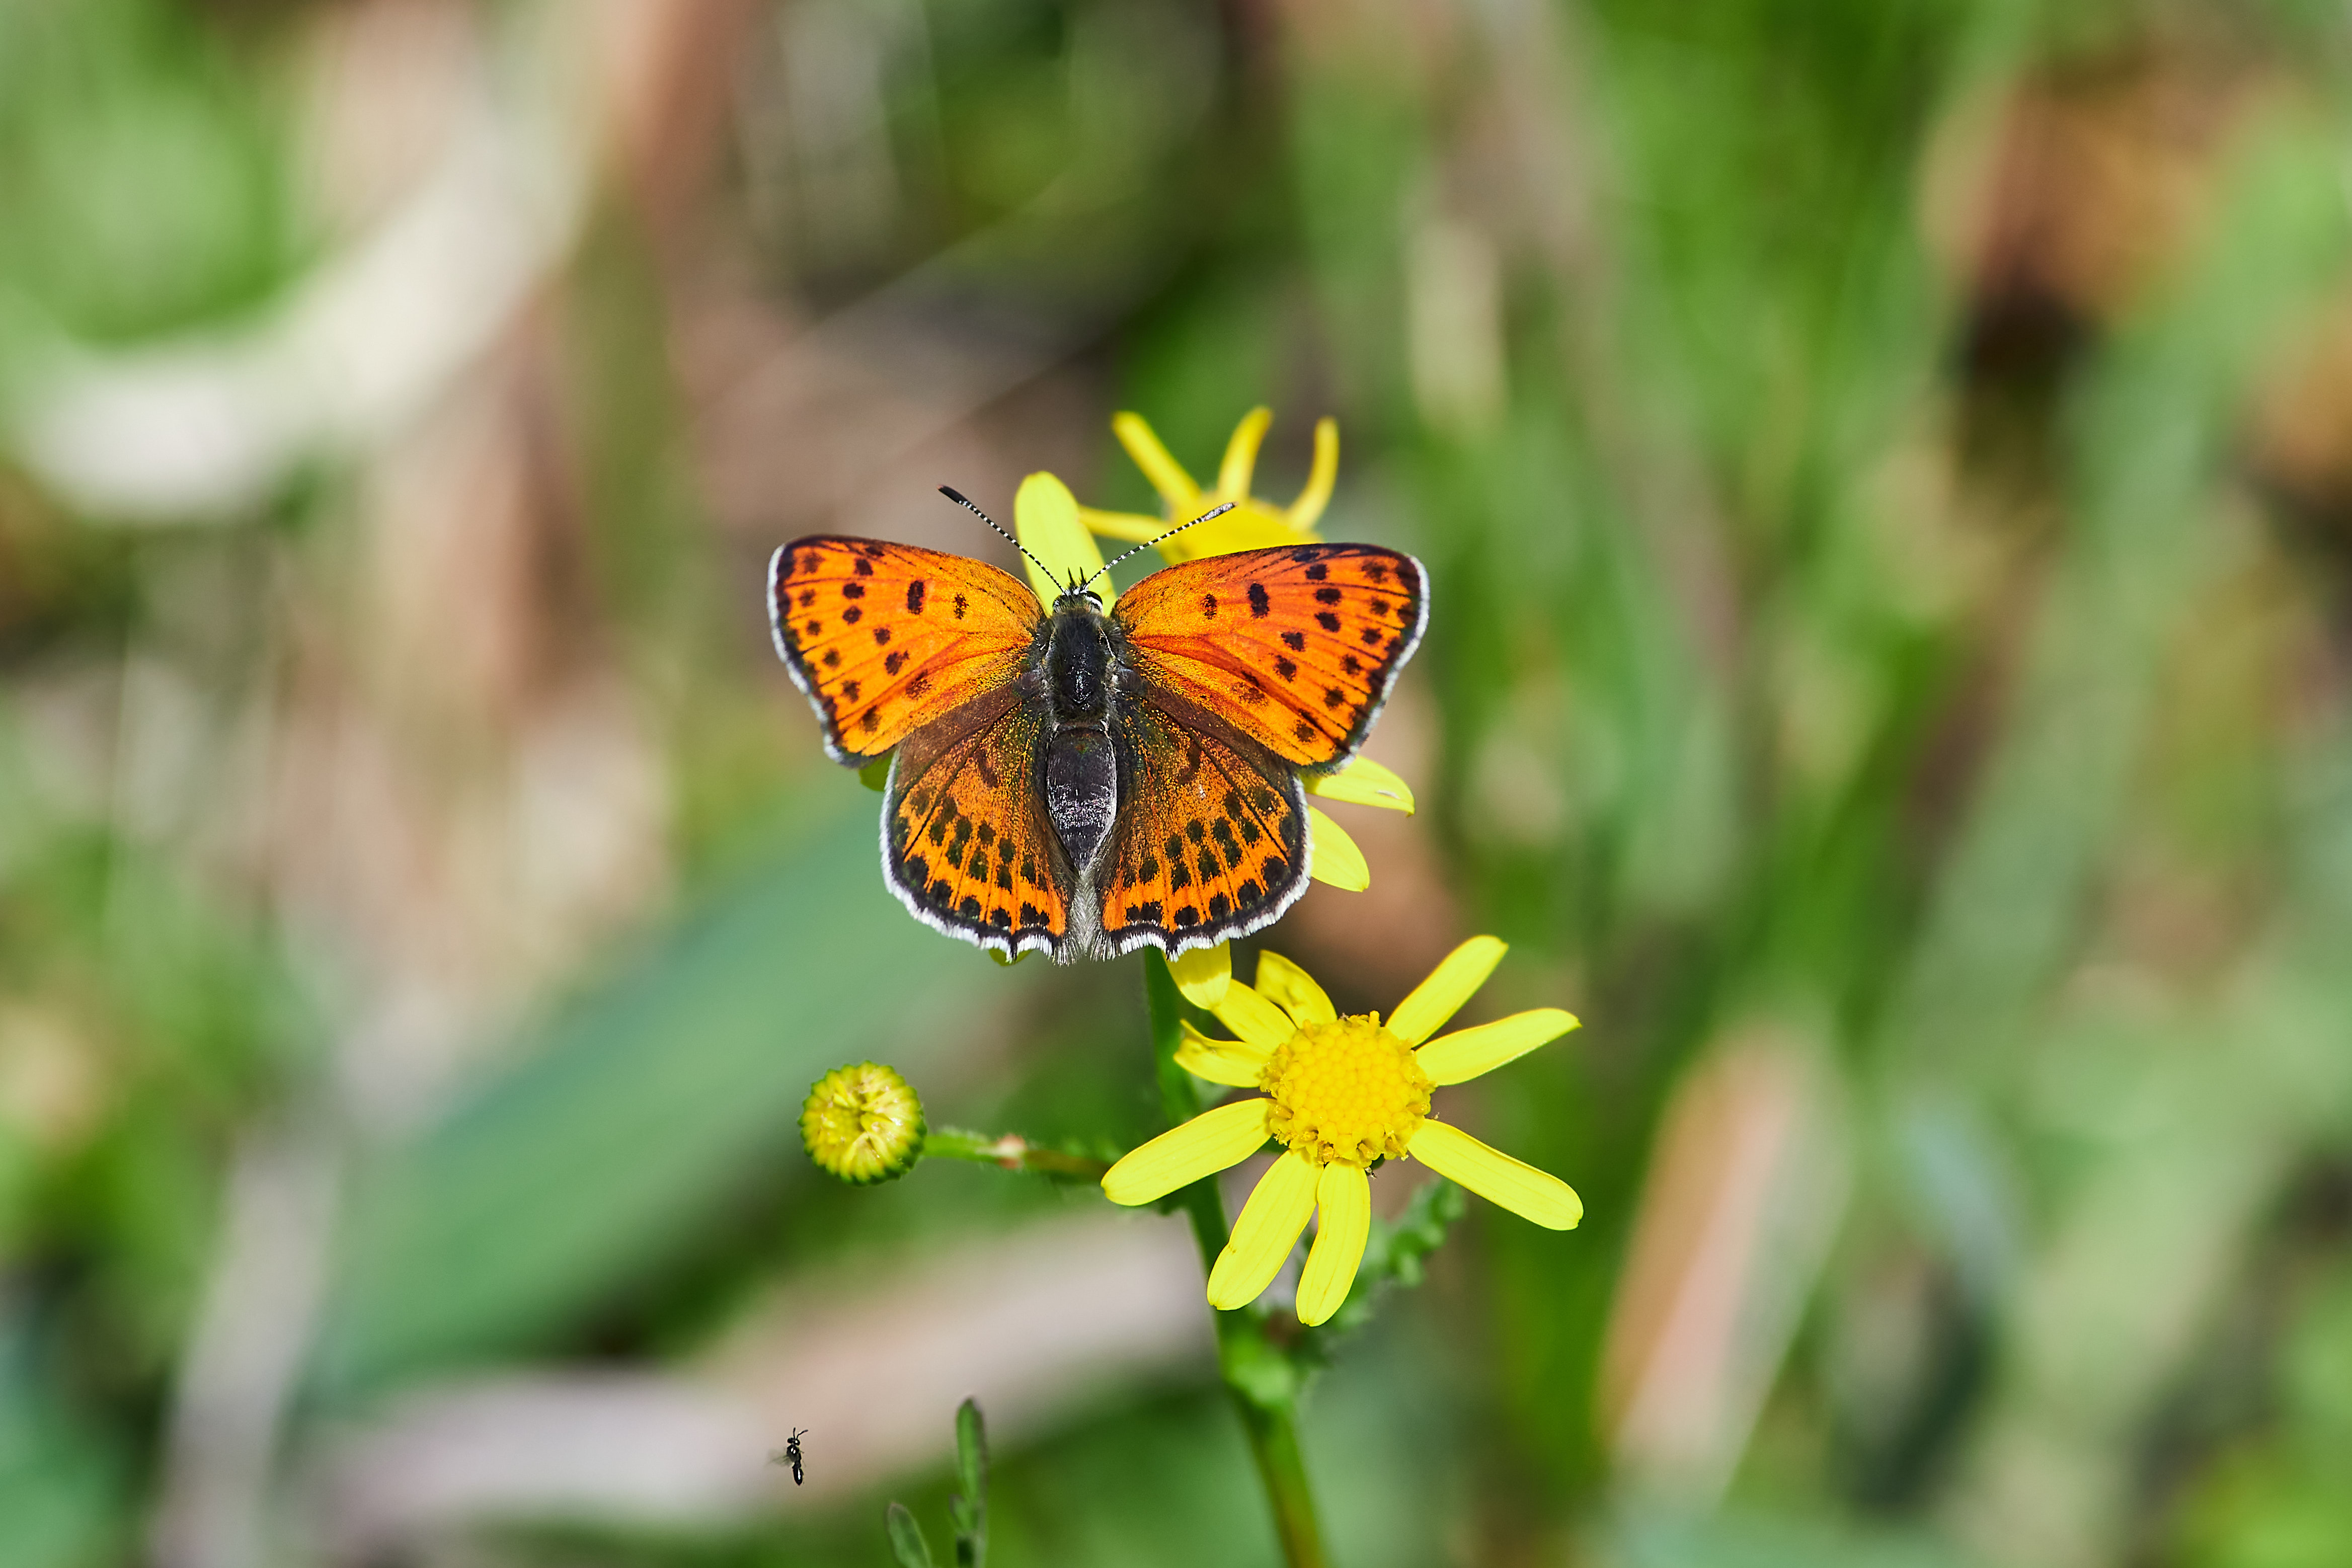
1096,693,1309,956
885,686,1068,958
1112,544,1428,770
769,536,1041,763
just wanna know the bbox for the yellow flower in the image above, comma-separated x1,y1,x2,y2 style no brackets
1103,940,1582,1323
802,1062,926,1183
1081,407,1336,566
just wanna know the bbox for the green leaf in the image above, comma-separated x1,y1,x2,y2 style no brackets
886,1501,936,1568
951,1396,988,1568
317,808,1027,1393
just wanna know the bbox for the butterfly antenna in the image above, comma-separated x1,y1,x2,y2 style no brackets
1083,500,1237,592
939,487,1061,588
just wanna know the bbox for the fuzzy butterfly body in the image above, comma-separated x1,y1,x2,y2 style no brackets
768,533,1427,960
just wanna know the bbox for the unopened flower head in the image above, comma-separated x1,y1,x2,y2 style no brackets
802,1062,926,1184
1103,940,1581,1324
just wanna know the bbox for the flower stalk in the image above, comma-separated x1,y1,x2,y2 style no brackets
921,1128,1112,1182
1144,951,1329,1568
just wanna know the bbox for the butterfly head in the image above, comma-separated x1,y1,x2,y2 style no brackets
936,485,1237,608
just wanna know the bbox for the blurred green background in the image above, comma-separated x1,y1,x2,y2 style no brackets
9,1,2352,1565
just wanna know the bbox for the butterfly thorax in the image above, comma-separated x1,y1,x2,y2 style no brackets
1037,590,1123,885
1042,588,1117,721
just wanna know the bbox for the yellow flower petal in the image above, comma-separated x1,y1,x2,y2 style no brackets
1077,506,1167,543
1175,1020,1270,1087
1408,1120,1582,1230
1216,406,1273,501
1305,756,1414,815
1169,943,1232,1008
1295,1162,1370,1325
1288,418,1340,530
1416,1008,1580,1085
1388,936,1506,1045
1206,1150,1320,1309
1306,807,1369,891
1255,951,1337,1027
1209,981,1298,1054
1015,472,1109,605
1102,1097,1271,1206
1111,412,1200,512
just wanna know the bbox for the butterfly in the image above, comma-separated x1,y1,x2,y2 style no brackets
767,490,1427,961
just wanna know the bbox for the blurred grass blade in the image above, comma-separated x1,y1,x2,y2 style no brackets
887,1501,937,1568
953,1396,988,1567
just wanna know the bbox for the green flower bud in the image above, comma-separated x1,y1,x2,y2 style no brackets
801,1062,926,1184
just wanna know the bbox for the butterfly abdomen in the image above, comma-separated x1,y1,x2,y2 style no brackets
1044,728,1117,875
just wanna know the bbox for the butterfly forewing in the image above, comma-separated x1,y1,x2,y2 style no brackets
1113,544,1428,771
885,687,1070,955
769,537,1041,762
1097,694,1309,954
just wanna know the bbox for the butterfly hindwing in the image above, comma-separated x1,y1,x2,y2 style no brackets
1112,543,1427,771
769,537,1042,763
884,686,1070,957
1095,693,1309,955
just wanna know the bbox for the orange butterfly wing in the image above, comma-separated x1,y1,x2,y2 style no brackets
769,537,1041,763
884,686,1069,956
1112,544,1428,770
1095,693,1308,954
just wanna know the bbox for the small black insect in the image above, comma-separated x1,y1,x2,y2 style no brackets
770,1428,809,1485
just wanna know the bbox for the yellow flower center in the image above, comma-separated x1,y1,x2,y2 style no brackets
1259,1015,1432,1167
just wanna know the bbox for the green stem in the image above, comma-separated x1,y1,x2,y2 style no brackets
923,1127,1112,1181
1143,951,1329,1568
